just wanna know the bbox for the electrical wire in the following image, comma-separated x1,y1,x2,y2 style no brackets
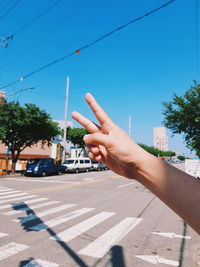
0,0,89,70
0,0,21,22
0,0,177,90
6,0,62,40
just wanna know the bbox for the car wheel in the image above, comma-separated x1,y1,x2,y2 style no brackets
75,169,79,173
57,171,62,175
42,171,46,177
86,168,89,172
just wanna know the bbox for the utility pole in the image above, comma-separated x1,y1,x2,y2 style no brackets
63,77,70,163
128,115,132,137
10,86,35,101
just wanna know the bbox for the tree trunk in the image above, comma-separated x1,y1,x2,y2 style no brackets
11,151,20,174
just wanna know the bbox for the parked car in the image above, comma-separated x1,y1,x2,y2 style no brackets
91,161,108,171
63,158,92,173
24,158,66,177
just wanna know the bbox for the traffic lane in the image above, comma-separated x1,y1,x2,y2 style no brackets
1,179,197,267
0,177,198,266
0,170,117,192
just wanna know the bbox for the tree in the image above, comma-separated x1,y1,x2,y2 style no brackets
177,155,187,161
138,143,175,157
162,81,200,157
0,101,61,172
67,127,89,156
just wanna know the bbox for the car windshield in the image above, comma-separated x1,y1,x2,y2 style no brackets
27,159,41,165
64,160,75,164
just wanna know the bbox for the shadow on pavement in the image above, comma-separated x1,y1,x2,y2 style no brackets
14,202,127,267
178,221,188,267
14,202,88,267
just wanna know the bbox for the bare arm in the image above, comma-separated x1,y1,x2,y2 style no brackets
72,93,200,234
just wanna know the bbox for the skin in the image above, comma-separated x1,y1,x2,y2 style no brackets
72,93,200,234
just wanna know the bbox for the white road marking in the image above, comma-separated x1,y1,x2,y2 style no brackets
117,182,135,188
135,255,179,266
0,188,14,192
0,232,8,238
14,203,77,223
0,242,29,260
0,195,38,204
0,197,48,210
22,258,59,267
7,178,79,184
0,192,28,200
152,232,191,239
50,212,115,242
48,180,80,184
30,207,94,231
0,190,21,196
79,217,142,258
3,201,61,215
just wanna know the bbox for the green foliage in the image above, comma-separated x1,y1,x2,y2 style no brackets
138,143,176,157
162,81,200,157
177,155,186,161
0,101,61,170
67,127,89,148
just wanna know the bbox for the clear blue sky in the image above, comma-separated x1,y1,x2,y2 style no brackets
0,0,199,157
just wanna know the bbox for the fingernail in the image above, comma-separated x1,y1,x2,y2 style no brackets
83,134,89,141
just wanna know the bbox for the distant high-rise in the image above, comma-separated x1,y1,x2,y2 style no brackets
0,91,6,105
153,127,168,151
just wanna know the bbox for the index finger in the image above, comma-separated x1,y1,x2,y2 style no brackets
85,93,114,129
71,111,100,133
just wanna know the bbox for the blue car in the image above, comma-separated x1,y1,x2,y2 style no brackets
24,158,66,177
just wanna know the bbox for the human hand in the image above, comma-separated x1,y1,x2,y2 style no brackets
72,93,150,179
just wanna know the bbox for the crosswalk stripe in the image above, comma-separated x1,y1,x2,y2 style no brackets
0,197,48,210
0,195,38,204
0,192,28,200
0,190,21,196
22,258,59,267
0,188,14,193
50,212,115,242
14,204,77,223
3,201,61,215
0,232,8,238
30,207,95,231
79,217,143,258
0,242,29,260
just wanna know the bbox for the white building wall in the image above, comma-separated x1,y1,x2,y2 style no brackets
153,127,168,151
185,159,200,178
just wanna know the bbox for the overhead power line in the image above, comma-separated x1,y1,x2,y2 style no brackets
0,0,21,22
0,0,177,90
6,0,62,40
0,0,88,64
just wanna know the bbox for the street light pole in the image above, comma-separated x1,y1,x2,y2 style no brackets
63,77,70,163
10,86,35,101
5,145,10,175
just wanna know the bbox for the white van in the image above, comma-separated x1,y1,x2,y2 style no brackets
63,158,92,173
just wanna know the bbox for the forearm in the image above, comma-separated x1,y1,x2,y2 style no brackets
135,154,200,234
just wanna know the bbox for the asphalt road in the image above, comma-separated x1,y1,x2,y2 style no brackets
0,169,199,267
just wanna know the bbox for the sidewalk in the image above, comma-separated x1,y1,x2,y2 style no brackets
0,172,23,178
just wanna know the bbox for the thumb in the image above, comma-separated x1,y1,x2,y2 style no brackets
84,133,112,149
